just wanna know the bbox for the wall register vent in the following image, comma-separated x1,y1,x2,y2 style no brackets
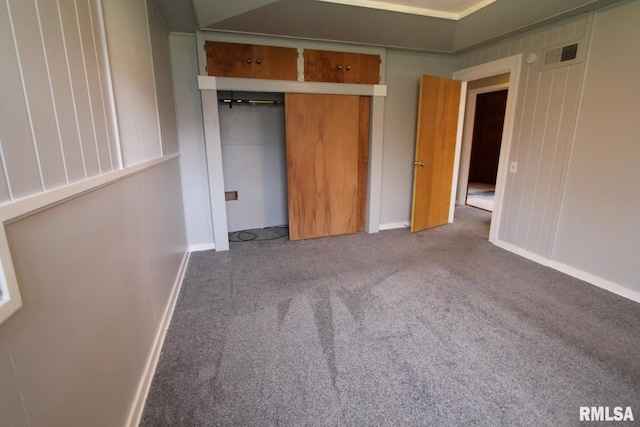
541,40,584,70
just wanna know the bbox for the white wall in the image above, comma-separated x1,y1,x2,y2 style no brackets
379,50,455,228
455,14,591,258
148,0,179,155
455,3,640,299
0,0,189,424
219,101,288,232
552,0,640,292
170,33,214,250
102,0,163,165
0,159,187,426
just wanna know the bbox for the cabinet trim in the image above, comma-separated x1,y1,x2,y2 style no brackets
198,75,387,96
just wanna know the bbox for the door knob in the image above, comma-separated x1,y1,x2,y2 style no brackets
414,161,425,167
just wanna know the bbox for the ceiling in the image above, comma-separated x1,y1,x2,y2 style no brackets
153,0,625,53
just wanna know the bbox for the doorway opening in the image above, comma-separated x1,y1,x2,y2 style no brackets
466,88,508,212
452,54,523,243
217,91,289,237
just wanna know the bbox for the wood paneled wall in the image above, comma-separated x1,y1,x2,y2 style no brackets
148,0,179,155
0,0,119,203
455,15,590,258
101,0,162,166
0,0,176,205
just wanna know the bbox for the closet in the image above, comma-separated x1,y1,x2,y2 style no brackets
285,94,369,240
217,91,287,233
199,36,385,247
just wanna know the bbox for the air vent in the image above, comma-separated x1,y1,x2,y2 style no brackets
541,39,583,70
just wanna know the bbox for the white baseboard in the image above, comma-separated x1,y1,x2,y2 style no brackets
189,242,216,252
494,238,640,304
493,239,551,266
126,250,190,427
379,221,410,231
548,260,640,304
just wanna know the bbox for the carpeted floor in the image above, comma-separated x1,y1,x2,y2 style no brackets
141,206,640,426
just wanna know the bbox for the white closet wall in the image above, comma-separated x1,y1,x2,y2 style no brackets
218,97,288,232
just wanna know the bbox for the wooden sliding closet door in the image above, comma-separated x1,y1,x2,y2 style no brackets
285,93,368,241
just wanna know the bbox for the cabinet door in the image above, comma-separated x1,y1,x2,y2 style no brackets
285,94,361,240
344,52,380,84
253,45,298,81
205,41,253,78
303,49,344,83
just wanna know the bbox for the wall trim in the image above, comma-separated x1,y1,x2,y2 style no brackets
126,250,190,427
379,221,409,230
493,239,551,266
494,238,640,304
453,54,523,244
0,154,179,223
189,243,216,252
548,260,640,304
455,82,510,206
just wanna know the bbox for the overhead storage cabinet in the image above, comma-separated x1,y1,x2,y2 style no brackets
205,41,298,80
303,49,380,84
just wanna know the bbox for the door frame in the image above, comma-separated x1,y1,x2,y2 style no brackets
456,83,509,206
453,54,522,243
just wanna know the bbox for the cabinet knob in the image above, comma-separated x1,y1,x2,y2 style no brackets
337,64,342,70
256,59,262,64
247,58,252,64
346,66,351,71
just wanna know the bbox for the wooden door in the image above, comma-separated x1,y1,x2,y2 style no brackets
357,97,370,231
303,49,344,83
344,52,380,84
285,94,361,240
205,41,253,78
410,75,462,232
252,45,298,81
469,89,507,184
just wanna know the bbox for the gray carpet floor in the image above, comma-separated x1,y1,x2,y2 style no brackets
141,207,640,426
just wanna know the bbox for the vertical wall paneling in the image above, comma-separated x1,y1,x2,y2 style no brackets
551,0,640,289
36,0,85,183
0,141,11,203
58,0,101,177
147,0,179,155
0,0,120,202
1,2,44,201
8,0,67,190
456,14,591,259
101,0,162,166
76,0,112,173
89,0,121,169
88,0,119,171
